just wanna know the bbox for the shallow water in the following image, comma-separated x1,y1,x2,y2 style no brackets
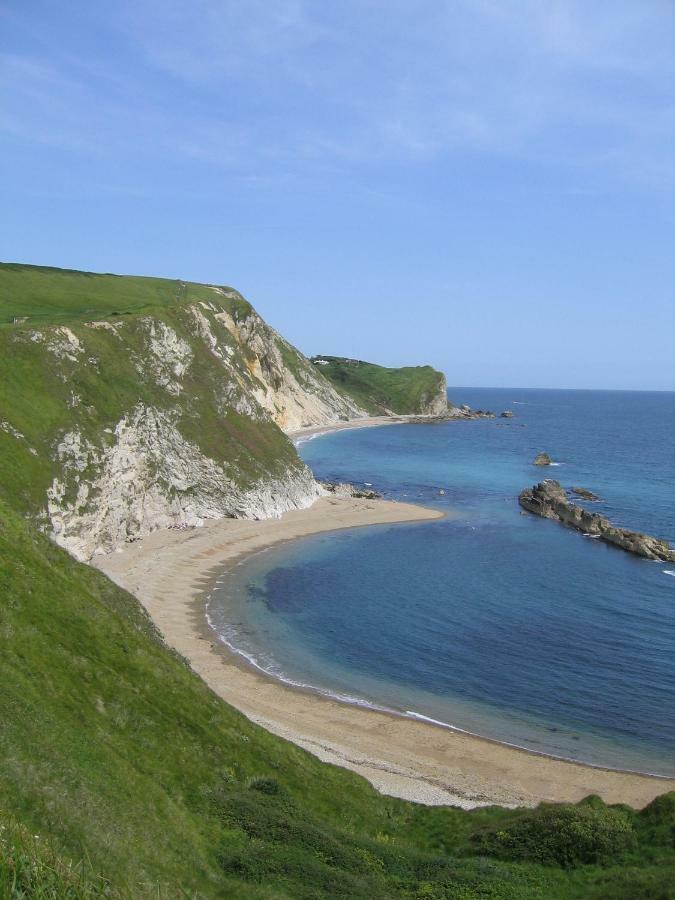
208,389,675,775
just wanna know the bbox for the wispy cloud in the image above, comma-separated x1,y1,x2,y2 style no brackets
1,0,673,186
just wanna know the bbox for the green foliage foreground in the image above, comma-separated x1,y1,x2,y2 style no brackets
1,499,674,898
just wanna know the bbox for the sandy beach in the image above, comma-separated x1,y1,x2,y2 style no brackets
95,492,674,810
288,414,409,443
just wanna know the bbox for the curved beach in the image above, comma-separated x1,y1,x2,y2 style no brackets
95,492,675,810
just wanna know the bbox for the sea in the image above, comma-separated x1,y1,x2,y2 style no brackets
207,388,675,776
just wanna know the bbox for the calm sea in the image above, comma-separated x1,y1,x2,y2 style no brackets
208,388,675,775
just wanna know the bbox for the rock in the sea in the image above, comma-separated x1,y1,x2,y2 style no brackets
500,410,514,418
320,481,382,500
403,407,495,424
518,480,675,562
571,486,601,501
533,452,552,466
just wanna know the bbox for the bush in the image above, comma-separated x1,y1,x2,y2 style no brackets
471,802,637,867
636,791,675,850
247,777,283,796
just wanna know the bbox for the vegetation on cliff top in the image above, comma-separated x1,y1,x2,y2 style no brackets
311,355,446,415
1,498,674,898
0,261,245,325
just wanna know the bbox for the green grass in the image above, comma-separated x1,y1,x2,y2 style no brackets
1,499,673,898
313,355,446,415
0,262,237,325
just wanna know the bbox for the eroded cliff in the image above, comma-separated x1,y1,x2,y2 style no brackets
0,267,367,559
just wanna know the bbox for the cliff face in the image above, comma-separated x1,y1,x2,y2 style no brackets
423,375,450,415
0,270,367,560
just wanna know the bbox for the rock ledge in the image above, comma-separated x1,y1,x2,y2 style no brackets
518,480,675,562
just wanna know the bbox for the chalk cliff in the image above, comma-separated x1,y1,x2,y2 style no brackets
1,267,371,559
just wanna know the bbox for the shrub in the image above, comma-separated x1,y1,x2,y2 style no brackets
247,777,283,796
636,791,675,850
471,802,637,867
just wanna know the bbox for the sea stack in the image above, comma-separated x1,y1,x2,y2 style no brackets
533,452,552,466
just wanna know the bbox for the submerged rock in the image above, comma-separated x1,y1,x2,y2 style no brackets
533,452,552,466
404,406,496,424
571,486,601,501
519,480,675,562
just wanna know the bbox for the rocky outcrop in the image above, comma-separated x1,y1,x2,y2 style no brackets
404,405,495,424
500,410,514,418
422,375,450,416
519,480,675,562
533,452,552,466
320,481,382,500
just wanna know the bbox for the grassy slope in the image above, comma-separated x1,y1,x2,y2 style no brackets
1,499,674,898
313,355,445,415
0,262,242,325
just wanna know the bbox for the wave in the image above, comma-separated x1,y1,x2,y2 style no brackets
293,431,326,448
664,570,675,578
206,613,391,712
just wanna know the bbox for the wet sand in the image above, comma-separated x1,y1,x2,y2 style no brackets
95,495,674,810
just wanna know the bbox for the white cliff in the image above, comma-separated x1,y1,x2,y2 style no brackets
31,294,366,559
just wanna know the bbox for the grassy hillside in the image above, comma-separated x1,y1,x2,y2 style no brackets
0,262,245,325
312,355,447,415
1,498,674,898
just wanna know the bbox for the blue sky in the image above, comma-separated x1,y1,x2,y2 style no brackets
1,1,673,389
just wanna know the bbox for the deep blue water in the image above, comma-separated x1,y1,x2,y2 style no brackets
208,389,675,775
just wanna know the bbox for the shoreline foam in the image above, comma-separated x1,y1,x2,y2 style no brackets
95,491,675,809
207,579,674,781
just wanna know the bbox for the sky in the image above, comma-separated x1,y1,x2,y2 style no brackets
1,1,674,390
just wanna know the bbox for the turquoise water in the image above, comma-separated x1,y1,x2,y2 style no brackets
208,389,675,775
